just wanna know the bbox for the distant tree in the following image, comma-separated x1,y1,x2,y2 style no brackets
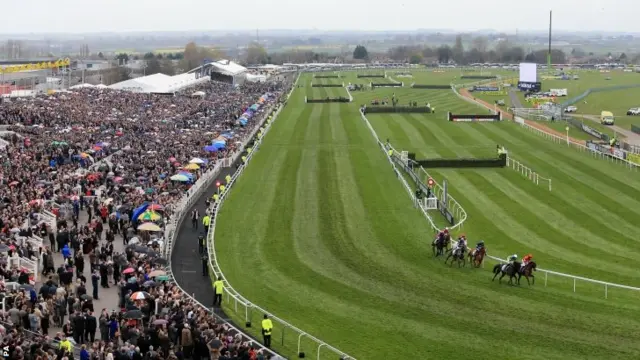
353,45,369,60
471,36,488,53
97,52,104,59
409,54,423,64
115,53,129,64
245,42,268,64
437,45,452,63
452,35,464,64
156,53,163,59
145,58,162,75
133,55,139,60
619,52,628,63
161,60,176,76
571,48,586,58
143,52,155,60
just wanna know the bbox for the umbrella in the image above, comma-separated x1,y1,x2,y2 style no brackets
148,204,164,211
81,294,92,300
203,145,218,152
0,244,10,252
183,163,200,170
138,223,161,232
128,237,141,245
168,157,176,162
152,258,168,266
130,291,148,300
114,255,128,266
155,275,170,281
212,142,225,150
138,211,161,222
149,270,166,277
170,174,190,182
142,280,156,287
124,310,143,319
128,277,138,284
122,267,135,275
189,158,205,164
153,319,168,325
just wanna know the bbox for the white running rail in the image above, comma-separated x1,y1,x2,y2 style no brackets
206,74,357,360
505,156,552,191
345,86,354,102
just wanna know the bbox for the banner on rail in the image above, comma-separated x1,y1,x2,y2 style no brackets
628,152,640,165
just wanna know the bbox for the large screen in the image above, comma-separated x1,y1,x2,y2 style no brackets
519,63,537,83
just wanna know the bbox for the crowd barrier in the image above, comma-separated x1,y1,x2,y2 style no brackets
313,75,339,78
414,154,506,168
356,74,385,78
632,124,640,135
205,74,356,360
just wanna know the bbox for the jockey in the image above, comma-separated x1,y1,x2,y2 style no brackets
522,254,533,267
508,254,518,265
453,236,466,255
475,241,485,252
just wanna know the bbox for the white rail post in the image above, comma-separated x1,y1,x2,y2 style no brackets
573,278,576,292
545,272,548,287
317,344,326,360
605,284,608,299
297,333,307,354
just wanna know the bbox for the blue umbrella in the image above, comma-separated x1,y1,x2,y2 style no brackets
132,203,150,222
249,104,258,111
221,133,233,139
239,119,248,126
204,145,218,152
213,142,226,150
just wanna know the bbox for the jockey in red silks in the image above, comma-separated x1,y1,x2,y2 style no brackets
522,254,533,267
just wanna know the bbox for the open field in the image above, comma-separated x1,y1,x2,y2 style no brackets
213,71,640,360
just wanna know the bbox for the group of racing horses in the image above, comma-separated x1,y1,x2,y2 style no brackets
431,231,537,286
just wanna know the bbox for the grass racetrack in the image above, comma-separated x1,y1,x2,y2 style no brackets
214,72,640,360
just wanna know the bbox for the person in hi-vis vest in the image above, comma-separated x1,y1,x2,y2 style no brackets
225,175,231,184
213,277,224,306
202,215,210,231
261,314,273,348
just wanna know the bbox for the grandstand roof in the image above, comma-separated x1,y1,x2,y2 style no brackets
208,60,247,76
109,72,208,93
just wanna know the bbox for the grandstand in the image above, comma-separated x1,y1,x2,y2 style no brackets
188,59,248,85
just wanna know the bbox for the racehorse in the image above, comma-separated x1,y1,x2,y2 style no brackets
517,261,537,286
445,246,466,267
492,261,520,285
432,232,450,257
468,247,486,268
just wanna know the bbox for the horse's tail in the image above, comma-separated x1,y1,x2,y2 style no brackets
492,264,501,274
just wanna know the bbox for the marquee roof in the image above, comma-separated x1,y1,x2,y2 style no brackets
109,72,208,93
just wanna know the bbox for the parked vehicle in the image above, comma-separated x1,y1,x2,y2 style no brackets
564,106,578,113
626,108,640,116
600,111,615,125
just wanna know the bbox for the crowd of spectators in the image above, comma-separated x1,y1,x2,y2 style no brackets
0,74,292,360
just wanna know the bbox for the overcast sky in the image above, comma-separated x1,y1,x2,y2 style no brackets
1,0,636,34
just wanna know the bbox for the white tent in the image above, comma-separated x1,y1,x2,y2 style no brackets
109,72,208,94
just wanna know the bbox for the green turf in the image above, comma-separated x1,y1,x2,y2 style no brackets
212,71,640,360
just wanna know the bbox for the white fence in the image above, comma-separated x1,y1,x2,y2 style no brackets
206,74,357,360
505,156,552,191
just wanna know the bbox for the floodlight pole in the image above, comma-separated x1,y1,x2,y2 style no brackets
548,10,553,72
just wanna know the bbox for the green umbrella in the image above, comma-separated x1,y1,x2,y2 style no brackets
156,275,170,281
145,188,154,194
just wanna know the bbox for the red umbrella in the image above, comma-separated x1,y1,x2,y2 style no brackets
148,204,164,211
168,157,176,162
122,268,135,275
9,181,19,186
173,162,181,166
